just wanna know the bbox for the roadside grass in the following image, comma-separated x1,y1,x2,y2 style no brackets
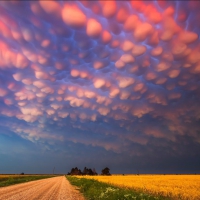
66,176,170,200
0,175,55,187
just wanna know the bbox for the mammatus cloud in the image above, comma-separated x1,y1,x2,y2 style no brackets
0,1,200,157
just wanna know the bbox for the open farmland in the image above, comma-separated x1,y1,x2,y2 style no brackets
78,175,200,200
0,174,55,187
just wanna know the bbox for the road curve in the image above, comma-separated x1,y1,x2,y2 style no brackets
0,176,85,200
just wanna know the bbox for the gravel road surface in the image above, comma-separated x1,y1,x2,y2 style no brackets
0,176,85,200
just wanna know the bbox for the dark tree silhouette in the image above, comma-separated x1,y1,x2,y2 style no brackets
83,167,87,175
68,166,98,175
82,167,97,175
101,167,111,175
93,168,98,175
70,167,82,175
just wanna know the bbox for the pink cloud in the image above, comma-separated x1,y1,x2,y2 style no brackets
86,19,102,38
13,73,23,81
151,46,163,56
58,111,69,118
155,61,171,72
124,15,140,31
109,87,120,98
116,7,129,23
98,107,110,116
168,69,180,78
178,31,198,44
18,101,27,107
33,81,46,88
132,102,153,118
115,59,125,69
22,78,33,85
70,69,80,77
117,76,135,88
101,30,112,44
133,82,145,92
119,91,131,100
69,98,84,107
145,71,157,81
39,1,61,15
46,109,55,116
100,1,117,18
155,77,167,85
35,71,49,80
120,54,135,63
84,90,96,99
0,88,7,97
160,16,180,41
62,4,86,27
4,98,13,105
132,44,146,56
93,61,106,69
93,78,106,88
134,22,153,41
20,107,43,116
16,114,38,123
121,40,134,51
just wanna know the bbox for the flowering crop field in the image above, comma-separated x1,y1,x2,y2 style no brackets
79,175,200,200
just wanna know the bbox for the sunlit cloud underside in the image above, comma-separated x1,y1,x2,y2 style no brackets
0,1,200,157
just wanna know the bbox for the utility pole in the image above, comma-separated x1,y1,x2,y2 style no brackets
53,167,55,175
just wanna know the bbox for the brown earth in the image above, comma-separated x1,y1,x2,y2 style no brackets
0,176,85,200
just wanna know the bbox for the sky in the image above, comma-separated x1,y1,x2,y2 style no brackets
0,0,200,174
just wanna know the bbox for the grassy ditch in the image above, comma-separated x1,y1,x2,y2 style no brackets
66,176,170,200
0,175,55,187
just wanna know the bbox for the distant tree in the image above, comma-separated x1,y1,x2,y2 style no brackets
83,167,88,175
70,167,82,175
82,167,97,175
20,172,24,175
88,168,93,175
101,167,111,175
69,166,98,175
93,168,98,175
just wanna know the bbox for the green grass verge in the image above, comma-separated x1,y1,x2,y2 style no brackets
0,175,55,187
66,176,170,200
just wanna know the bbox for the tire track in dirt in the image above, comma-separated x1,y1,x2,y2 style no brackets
0,176,85,200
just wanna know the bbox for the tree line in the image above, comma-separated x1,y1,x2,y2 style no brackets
67,167,111,176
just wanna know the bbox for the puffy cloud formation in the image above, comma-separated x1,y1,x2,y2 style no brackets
62,4,86,27
0,1,200,163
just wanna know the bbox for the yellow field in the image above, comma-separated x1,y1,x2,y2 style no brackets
79,175,200,200
0,174,52,177
0,175,22,178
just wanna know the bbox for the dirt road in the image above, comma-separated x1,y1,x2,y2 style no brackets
0,176,85,200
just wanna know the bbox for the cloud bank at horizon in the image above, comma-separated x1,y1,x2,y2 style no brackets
0,1,200,158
